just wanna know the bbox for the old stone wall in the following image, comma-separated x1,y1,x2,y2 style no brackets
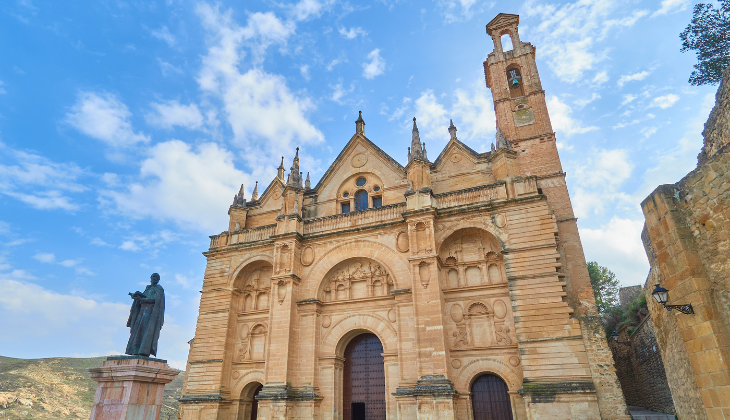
629,318,674,414
641,65,730,420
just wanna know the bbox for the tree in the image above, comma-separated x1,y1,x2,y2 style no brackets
680,0,730,85
587,261,620,315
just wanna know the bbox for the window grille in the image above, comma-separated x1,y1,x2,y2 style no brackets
372,196,382,208
342,202,350,214
355,190,368,211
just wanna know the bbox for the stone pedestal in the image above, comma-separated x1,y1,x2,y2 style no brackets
87,356,180,420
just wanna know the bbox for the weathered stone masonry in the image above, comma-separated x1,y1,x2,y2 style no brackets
178,13,630,420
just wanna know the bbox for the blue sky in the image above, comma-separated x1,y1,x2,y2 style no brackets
0,0,718,367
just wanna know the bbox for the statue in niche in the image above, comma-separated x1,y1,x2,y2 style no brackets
126,273,165,357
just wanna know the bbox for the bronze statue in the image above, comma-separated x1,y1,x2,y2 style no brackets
126,273,165,357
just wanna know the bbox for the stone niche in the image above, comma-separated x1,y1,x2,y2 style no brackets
438,228,506,289
319,258,393,302
235,263,273,313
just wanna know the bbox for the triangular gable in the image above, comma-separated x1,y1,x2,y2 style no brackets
431,138,487,172
311,133,406,194
486,13,519,35
246,177,284,213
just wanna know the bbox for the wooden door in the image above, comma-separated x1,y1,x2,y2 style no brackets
343,333,386,420
471,374,513,420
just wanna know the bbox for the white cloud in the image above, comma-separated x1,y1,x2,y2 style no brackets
331,82,354,104
59,259,81,268
651,94,680,109
65,91,150,148
617,70,651,87
592,71,609,85
300,64,310,80
547,95,599,137
653,0,691,17
338,26,367,39
580,217,649,286
0,144,86,211
414,90,448,140
150,26,176,47
362,49,385,79
523,0,648,83
451,81,496,148
290,0,330,21
574,93,601,108
145,100,204,130
436,0,480,23
326,58,344,71
91,237,111,247
640,126,658,138
196,4,323,161
106,140,249,232
621,94,638,106
571,149,634,218
157,58,184,77
0,80,6,95
175,273,196,290
33,252,55,263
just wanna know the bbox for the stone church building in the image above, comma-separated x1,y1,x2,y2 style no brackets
179,13,629,420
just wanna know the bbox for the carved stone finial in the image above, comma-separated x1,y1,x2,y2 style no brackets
232,184,246,207
305,172,311,189
356,111,365,135
252,181,258,201
287,147,303,188
448,119,457,141
495,128,512,150
408,117,428,163
277,156,285,180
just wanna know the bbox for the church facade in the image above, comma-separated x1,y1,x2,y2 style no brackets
178,14,629,420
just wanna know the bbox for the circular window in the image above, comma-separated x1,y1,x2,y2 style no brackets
343,192,349,198
355,177,366,187
374,185,380,192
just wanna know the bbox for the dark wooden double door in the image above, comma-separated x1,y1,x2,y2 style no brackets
471,374,513,420
343,333,386,420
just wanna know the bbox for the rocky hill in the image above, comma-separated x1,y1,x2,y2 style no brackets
0,356,183,420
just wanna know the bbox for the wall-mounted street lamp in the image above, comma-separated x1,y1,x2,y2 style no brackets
651,284,694,315
611,332,631,345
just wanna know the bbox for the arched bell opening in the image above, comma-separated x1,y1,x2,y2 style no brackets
470,373,513,420
342,333,386,420
238,381,263,420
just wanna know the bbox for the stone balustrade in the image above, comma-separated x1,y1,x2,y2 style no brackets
209,224,277,249
304,203,407,235
434,183,508,209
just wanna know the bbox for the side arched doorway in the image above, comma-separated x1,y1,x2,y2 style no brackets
343,333,386,420
471,374,513,420
238,382,263,420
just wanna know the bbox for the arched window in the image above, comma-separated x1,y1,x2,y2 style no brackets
355,190,368,211
506,67,524,98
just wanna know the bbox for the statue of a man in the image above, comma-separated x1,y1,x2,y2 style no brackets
125,273,165,357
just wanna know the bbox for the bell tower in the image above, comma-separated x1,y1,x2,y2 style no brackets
484,13,632,420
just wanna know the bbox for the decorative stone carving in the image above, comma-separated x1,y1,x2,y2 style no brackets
509,356,521,367
439,228,506,290
396,231,409,252
232,371,240,379
451,359,462,369
452,325,468,348
450,153,462,163
493,299,507,319
450,304,464,323
277,280,287,304
276,244,291,274
240,323,249,339
237,323,268,361
320,258,393,302
301,246,315,266
493,212,507,228
418,262,430,289
351,153,368,168
321,315,331,328
238,267,272,313
387,308,397,323
495,325,512,345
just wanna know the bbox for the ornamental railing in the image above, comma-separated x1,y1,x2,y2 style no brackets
434,183,507,209
303,203,406,235
209,224,276,249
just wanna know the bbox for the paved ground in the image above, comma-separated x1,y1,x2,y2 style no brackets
628,406,676,420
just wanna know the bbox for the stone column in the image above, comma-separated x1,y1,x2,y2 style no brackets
87,356,180,420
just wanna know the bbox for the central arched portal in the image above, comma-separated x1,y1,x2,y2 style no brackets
343,333,386,420
471,374,513,420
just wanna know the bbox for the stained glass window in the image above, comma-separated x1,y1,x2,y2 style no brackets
342,202,350,214
355,190,368,211
356,177,366,187
372,196,382,208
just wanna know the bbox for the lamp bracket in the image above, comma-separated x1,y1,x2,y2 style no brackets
664,303,694,315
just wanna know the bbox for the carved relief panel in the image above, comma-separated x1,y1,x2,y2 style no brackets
237,265,272,313
447,298,515,350
408,219,435,255
438,228,507,290
319,258,393,302
236,322,268,362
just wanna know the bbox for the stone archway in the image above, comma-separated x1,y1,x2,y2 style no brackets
471,374,513,420
343,333,386,420
238,381,264,420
